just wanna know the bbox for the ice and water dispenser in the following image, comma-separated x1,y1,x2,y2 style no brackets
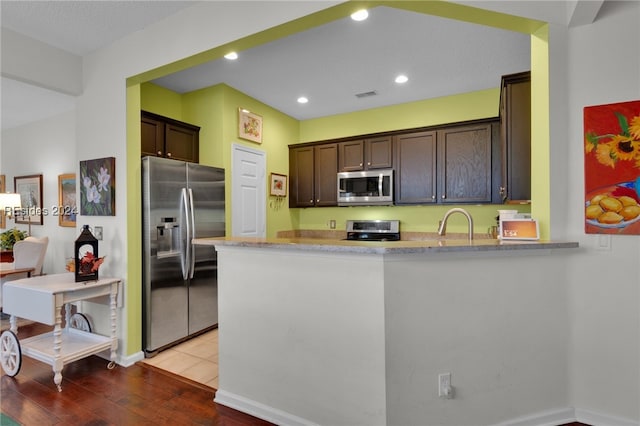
156,217,180,258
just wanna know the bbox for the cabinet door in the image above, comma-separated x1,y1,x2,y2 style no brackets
500,73,531,202
141,116,164,157
395,131,437,204
165,123,199,163
365,136,393,169
339,140,364,171
314,144,338,207
438,124,493,204
289,146,315,207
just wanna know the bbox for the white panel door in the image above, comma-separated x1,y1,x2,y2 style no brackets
231,143,266,237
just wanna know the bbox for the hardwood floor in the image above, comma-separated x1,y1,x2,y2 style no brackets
1,322,272,425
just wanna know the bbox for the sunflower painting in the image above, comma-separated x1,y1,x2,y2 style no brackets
584,100,640,234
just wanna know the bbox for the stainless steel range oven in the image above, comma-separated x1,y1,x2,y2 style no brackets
345,220,400,241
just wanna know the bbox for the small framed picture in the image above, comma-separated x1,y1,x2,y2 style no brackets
58,173,77,227
270,173,287,197
14,174,44,226
238,108,263,143
499,218,540,240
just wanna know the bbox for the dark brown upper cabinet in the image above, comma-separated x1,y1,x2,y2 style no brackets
499,71,531,203
339,136,393,172
394,131,438,204
141,110,200,163
289,143,338,207
395,120,500,205
437,122,498,204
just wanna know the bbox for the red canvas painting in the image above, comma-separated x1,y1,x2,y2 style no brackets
584,100,640,234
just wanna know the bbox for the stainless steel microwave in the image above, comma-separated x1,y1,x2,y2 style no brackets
337,169,394,206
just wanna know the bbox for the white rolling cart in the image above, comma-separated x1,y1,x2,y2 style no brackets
0,273,121,392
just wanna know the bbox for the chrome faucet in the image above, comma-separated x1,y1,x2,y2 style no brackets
437,208,474,240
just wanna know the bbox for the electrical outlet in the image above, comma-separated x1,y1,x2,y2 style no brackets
438,372,453,399
329,219,336,229
94,226,103,240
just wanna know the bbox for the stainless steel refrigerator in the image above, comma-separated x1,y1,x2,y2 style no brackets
142,156,225,356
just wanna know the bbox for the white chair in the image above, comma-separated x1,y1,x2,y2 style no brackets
1,236,49,308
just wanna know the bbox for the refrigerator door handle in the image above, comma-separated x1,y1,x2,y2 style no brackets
181,187,190,281
188,188,196,279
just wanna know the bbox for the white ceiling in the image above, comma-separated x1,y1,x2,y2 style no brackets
153,6,530,120
1,1,531,129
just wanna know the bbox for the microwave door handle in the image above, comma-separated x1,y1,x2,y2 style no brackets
378,174,383,196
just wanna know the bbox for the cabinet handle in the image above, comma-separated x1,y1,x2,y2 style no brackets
360,163,363,167
432,195,436,200
316,199,320,203
310,199,313,203
367,162,371,166
157,151,162,156
167,152,172,158
441,195,446,199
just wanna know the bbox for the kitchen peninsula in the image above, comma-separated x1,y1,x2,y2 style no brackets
195,236,579,426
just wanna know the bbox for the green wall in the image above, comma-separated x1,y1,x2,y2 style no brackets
300,88,500,142
142,83,531,236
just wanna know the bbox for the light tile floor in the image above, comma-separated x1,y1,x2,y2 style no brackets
140,328,218,389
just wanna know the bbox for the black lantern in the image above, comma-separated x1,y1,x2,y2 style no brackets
75,225,99,282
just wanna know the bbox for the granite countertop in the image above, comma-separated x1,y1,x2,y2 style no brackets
193,233,579,255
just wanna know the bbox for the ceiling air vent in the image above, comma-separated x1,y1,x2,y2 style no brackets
355,90,377,98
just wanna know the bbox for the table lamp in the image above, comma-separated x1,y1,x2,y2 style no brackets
0,192,22,220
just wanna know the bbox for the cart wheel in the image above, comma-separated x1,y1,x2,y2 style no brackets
0,330,22,377
69,313,92,332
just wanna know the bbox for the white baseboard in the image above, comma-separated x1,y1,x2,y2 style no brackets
94,349,144,367
492,407,639,426
575,408,639,426
492,407,576,426
209,396,640,426
118,350,145,367
214,389,319,426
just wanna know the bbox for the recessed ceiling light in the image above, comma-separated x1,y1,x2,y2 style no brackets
224,52,238,60
350,9,368,21
297,96,309,104
395,74,409,84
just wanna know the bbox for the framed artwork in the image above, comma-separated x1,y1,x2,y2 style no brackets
584,100,640,234
270,173,287,197
58,173,77,227
80,157,115,216
14,174,44,225
0,174,5,229
238,108,263,143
